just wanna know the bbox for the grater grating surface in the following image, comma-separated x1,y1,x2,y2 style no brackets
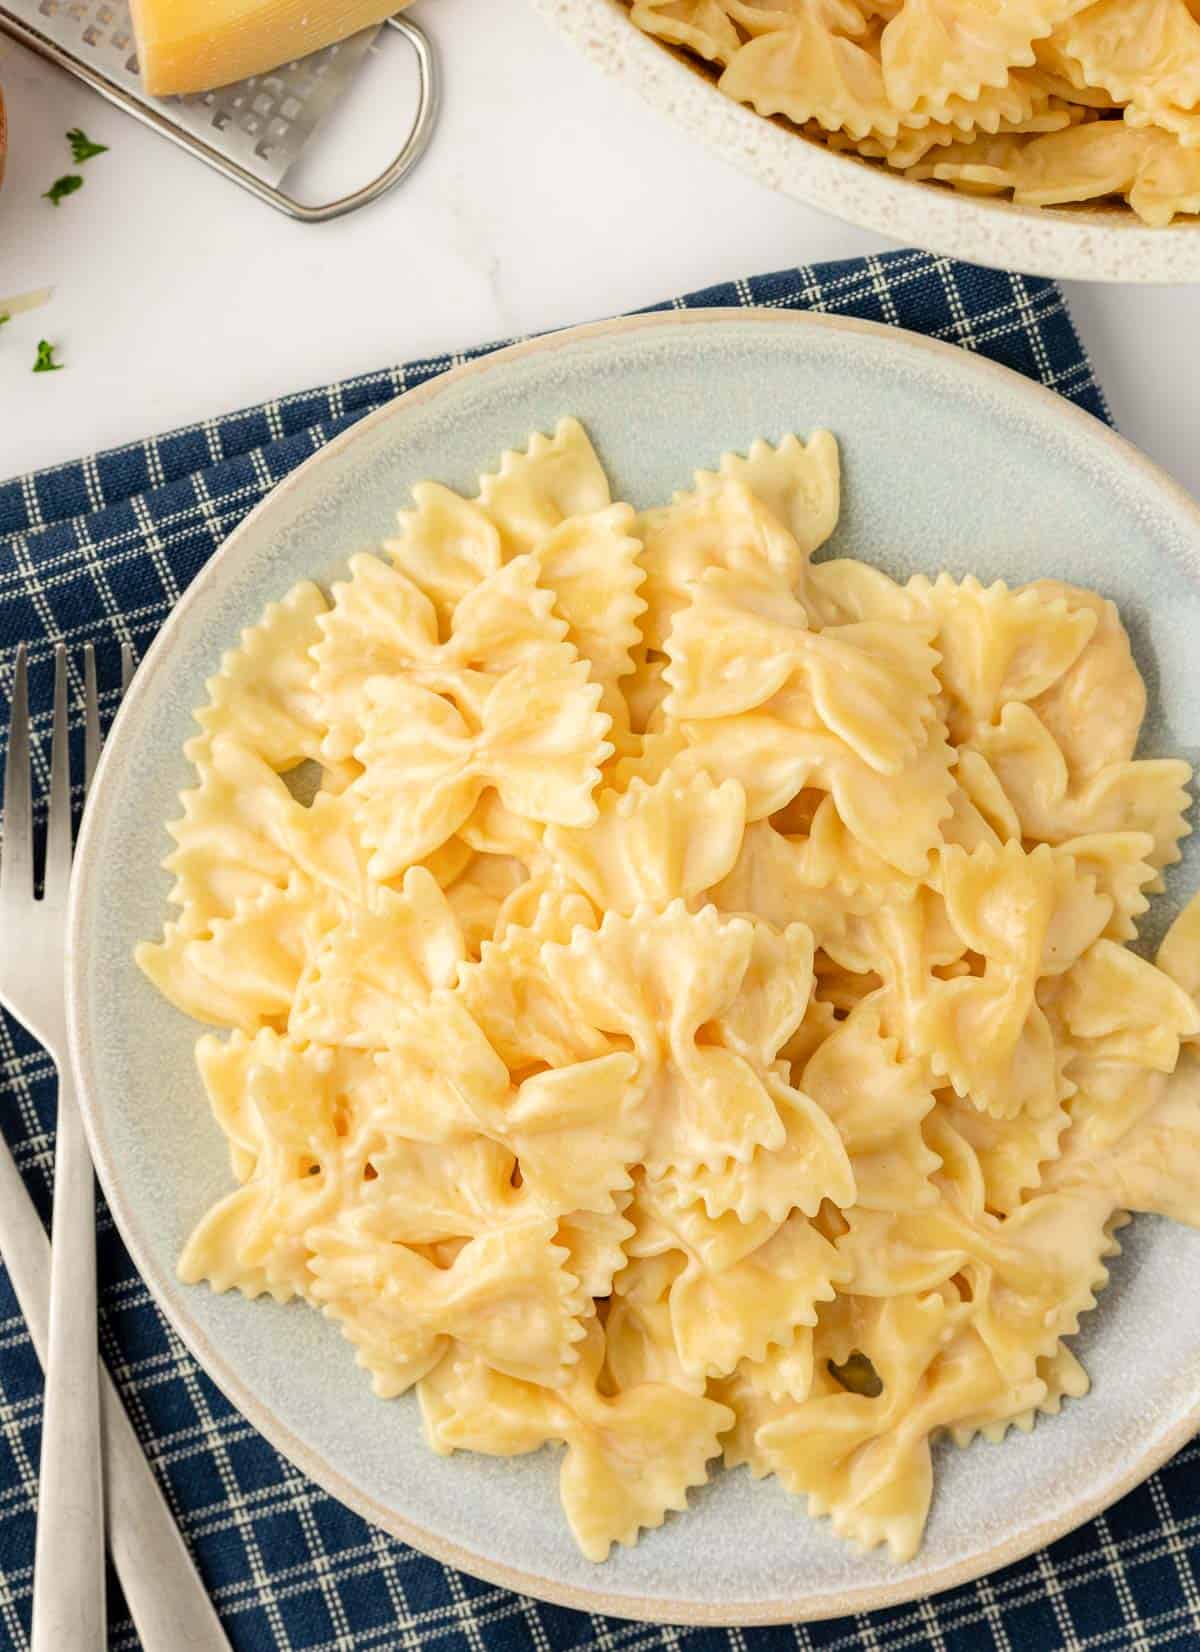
1,2,436,219
3,0,380,186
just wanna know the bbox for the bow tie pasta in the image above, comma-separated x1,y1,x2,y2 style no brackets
628,0,1200,226
139,416,1200,1565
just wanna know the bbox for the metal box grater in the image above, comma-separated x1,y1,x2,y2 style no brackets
0,1,437,218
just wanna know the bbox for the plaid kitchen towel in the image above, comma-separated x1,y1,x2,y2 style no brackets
5,248,1194,1652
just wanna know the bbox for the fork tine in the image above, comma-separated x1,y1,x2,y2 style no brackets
43,643,72,898
83,645,101,792
1,644,33,897
120,642,135,693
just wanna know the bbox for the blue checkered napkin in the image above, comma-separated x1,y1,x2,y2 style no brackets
4,247,1188,1652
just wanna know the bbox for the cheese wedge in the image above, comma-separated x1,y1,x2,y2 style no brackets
130,0,409,96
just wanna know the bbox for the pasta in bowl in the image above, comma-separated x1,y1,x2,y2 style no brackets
136,413,1200,1568
534,0,1200,281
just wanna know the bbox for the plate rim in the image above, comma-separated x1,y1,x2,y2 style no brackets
67,305,1200,1626
530,0,1200,286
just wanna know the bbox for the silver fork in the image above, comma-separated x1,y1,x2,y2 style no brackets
0,643,231,1652
1,641,107,1652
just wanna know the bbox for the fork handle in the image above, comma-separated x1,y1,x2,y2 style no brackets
30,1063,107,1652
0,1082,232,1651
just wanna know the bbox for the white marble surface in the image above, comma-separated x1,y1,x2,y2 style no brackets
0,0,1198,492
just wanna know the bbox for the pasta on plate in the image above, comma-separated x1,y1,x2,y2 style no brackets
626,0,1200,226
138,416,1200,1563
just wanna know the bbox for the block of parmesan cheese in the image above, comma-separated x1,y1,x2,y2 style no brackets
129,0,407,95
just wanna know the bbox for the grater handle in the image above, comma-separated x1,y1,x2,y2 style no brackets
256,13,438,221
0,11,437,221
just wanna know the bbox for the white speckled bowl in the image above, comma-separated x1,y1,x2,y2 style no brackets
69,311,1200,1625
532,0,1200,284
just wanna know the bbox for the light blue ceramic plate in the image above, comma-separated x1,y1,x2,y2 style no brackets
68,312,1200,1625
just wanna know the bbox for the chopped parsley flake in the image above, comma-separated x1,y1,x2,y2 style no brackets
33,340,64,373
67,128,109,163
43,174,84,206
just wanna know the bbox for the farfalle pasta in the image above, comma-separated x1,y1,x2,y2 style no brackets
627,0,1200,225
139,416,1200,1565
